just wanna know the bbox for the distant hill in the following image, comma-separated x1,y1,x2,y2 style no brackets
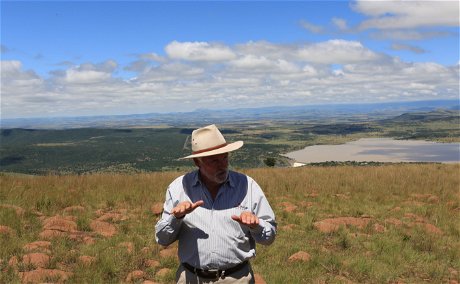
387,109,460,122
1,99,458,129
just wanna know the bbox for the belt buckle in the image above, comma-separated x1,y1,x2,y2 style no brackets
202,269,223,280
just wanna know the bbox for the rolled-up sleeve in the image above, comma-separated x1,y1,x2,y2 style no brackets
248,179,277,245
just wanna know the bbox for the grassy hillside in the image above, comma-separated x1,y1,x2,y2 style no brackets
1,164,459,283
1,109,459,175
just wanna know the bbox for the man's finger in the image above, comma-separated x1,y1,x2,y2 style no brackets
191,200,204,209
231,215,241,222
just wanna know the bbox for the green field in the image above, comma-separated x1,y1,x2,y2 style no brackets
1,164,459,283
1,109,459,174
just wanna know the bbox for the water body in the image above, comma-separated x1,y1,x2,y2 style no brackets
283,138,460,164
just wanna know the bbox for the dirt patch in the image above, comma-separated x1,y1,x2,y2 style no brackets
43,216,78,232
22,253,51,268
313,217,372,233
288,251,311,262
385,218,403,227
0,225,15,236
0,204,25,216
97,212,128,222
78,255,96,266
23,241,52,253
156,268,171,278
63,205,85,214
19,268,72,283
280,224,296,231
126,270,145,282
151,202,164,215
144,259,160,269
159,247,177,258
254,273,267,284
279,201,297,213
90,220,117,237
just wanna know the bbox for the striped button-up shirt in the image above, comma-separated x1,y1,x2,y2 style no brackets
155,170,277,270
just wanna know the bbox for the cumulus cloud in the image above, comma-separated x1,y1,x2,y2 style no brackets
165,41,236,61
353,0,460,29
297,40,381,64
1,39,458,118
391,43,426,54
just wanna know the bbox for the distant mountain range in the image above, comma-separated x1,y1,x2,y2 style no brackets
1,99,459,129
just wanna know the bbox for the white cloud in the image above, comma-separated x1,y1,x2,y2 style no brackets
230,55,273,69
1,39,458,118
353,0,460,29
64,69,111,84
391,43,426,54
165,41,236,61
299,20,324,34
297,40,380,64
332,18,348,31
370,30,453,41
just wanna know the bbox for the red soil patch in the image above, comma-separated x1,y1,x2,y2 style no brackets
42,216,78,232
403,213,428,223
280,224,296,231
39,230,67,240
78,255,96,266
313,217,371,233
63,205,85,214
159,247,178,258
279,201,297,213
410,194,439,203
97,212,128,222
90,220,117,237
0,225,15,236
299,201,315,208
23,241,51,253
385,218,403,227
254,273,267,284
144,259,160,268
409,222,443,235
8,256,19,267
19,268,72,283
126,270,145,282
373,223,386,233
151,202,164,215
288,251,311,262
0,204,25,216
156,268,171,278
22,253,51,268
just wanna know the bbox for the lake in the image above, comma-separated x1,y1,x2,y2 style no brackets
283,138,460,164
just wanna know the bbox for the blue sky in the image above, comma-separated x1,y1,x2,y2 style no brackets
1,1,459,119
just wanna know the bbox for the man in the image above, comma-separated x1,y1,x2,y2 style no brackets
155,124,277,284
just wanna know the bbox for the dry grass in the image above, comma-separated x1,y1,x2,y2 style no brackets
1,164,459,283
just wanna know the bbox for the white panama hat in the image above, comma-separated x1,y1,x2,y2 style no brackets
180,124,243,159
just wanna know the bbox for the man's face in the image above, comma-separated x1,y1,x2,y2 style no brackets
195,153,229,185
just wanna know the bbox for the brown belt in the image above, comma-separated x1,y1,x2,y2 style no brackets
182,261,248,279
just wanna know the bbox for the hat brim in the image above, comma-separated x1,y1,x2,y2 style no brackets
179,141,243,160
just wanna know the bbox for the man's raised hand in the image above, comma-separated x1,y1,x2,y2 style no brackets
231,211,259,229
171,200,204,219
